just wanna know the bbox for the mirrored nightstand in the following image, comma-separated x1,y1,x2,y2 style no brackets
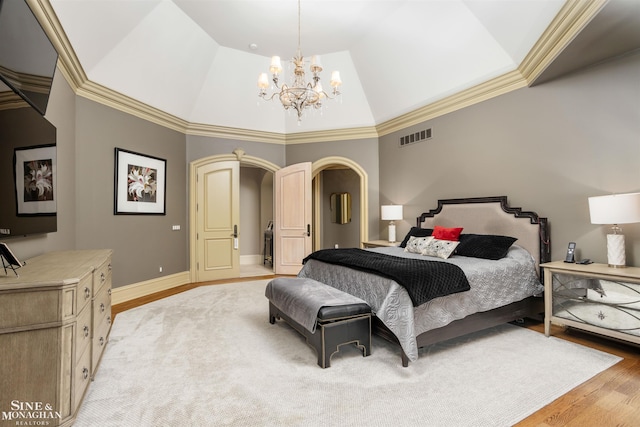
542,261,640,346
362,240,400,248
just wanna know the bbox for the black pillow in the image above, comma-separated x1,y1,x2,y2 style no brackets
455,234,518,260
399,227,433,248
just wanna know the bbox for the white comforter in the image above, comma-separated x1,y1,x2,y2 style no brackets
297,245,542,362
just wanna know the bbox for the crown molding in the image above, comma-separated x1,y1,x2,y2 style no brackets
375,70,527,137
518,0,608,84
186,122,286,144
0,92,29,111
0,65,53,94
285,126,379,145
28,0,599,144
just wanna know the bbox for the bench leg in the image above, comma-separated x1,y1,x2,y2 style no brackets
268,302,278,325
267,301,371,368
315,315,371,368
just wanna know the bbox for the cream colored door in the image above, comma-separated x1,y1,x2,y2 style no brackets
195,161,240,282
274,162,312,275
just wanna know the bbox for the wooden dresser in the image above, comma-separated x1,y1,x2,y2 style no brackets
0,250,112,427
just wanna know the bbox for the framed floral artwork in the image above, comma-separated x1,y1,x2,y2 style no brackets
114,148,166,215
14,144,57,216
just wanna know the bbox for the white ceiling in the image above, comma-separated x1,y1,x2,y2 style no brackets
48,0,568,134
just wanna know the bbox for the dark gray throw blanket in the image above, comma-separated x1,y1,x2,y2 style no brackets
303,248,470,306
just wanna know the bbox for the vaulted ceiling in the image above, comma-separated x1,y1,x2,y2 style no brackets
33,0,640,137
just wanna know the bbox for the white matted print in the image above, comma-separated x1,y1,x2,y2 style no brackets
14,144,57,215
114,148,166,215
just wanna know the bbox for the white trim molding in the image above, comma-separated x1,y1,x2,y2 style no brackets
27,0,603,144
110,271,191,306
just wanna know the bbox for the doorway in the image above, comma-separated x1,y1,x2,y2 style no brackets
239,165,274,278
189,153,368,282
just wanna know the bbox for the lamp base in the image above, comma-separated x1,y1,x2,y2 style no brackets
388,223,396,243
607,233,626,268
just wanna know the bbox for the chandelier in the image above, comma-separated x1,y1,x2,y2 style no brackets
257,0,342,122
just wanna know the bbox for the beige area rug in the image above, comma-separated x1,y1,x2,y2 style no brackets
75,279,621,427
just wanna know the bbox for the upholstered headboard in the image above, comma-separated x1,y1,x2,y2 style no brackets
417,196,550,277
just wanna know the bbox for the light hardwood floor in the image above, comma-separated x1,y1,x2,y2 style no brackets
112,278,640,427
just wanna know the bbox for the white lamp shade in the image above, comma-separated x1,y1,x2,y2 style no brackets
381,205,403,221
588,192,640,225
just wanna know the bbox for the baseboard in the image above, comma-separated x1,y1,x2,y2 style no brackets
240,254,262,265
111,271,191,305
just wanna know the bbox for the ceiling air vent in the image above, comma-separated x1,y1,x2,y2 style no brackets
399,128,432,147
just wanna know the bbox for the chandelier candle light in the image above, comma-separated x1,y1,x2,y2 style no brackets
588,192,640,268
257,0,342,123
381,205,403,243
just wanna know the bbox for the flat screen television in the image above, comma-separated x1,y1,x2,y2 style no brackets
0,0,58,238
0,0,58,115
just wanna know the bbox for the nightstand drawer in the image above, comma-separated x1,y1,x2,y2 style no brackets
550,273,640,338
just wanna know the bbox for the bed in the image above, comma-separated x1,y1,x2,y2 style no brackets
298,196,550,366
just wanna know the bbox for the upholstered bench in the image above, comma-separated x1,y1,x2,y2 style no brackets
265,277,372,368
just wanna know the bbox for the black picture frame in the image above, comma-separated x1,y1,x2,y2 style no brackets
14,144,57,216
114,148,167,215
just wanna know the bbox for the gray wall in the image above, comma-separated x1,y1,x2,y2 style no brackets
74,98,187,287
186,136,285,167
379,51,640,265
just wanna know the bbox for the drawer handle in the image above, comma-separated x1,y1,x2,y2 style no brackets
108,288,112,296
82,367,89,380
107,316,112,325
100,303,105,313
83,325,90,338
99,337,105,346
100,272,105,283
84,287,91,299
108,263,112,271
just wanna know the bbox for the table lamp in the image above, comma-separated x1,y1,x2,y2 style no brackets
588,192,640,268
381,205,403,243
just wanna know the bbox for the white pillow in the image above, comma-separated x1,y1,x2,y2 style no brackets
421,238,459,259
404,236,434,254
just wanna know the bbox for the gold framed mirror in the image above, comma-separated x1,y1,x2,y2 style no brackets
330,192,351,224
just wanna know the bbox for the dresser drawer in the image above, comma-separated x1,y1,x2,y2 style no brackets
75,305,92,363
76,273,93,313
73,343,92,412
93,257,113,295
92,315,111,375
0,288,62,330
92,284,111,328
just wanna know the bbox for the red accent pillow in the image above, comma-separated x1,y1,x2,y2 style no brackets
432,226,464,241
